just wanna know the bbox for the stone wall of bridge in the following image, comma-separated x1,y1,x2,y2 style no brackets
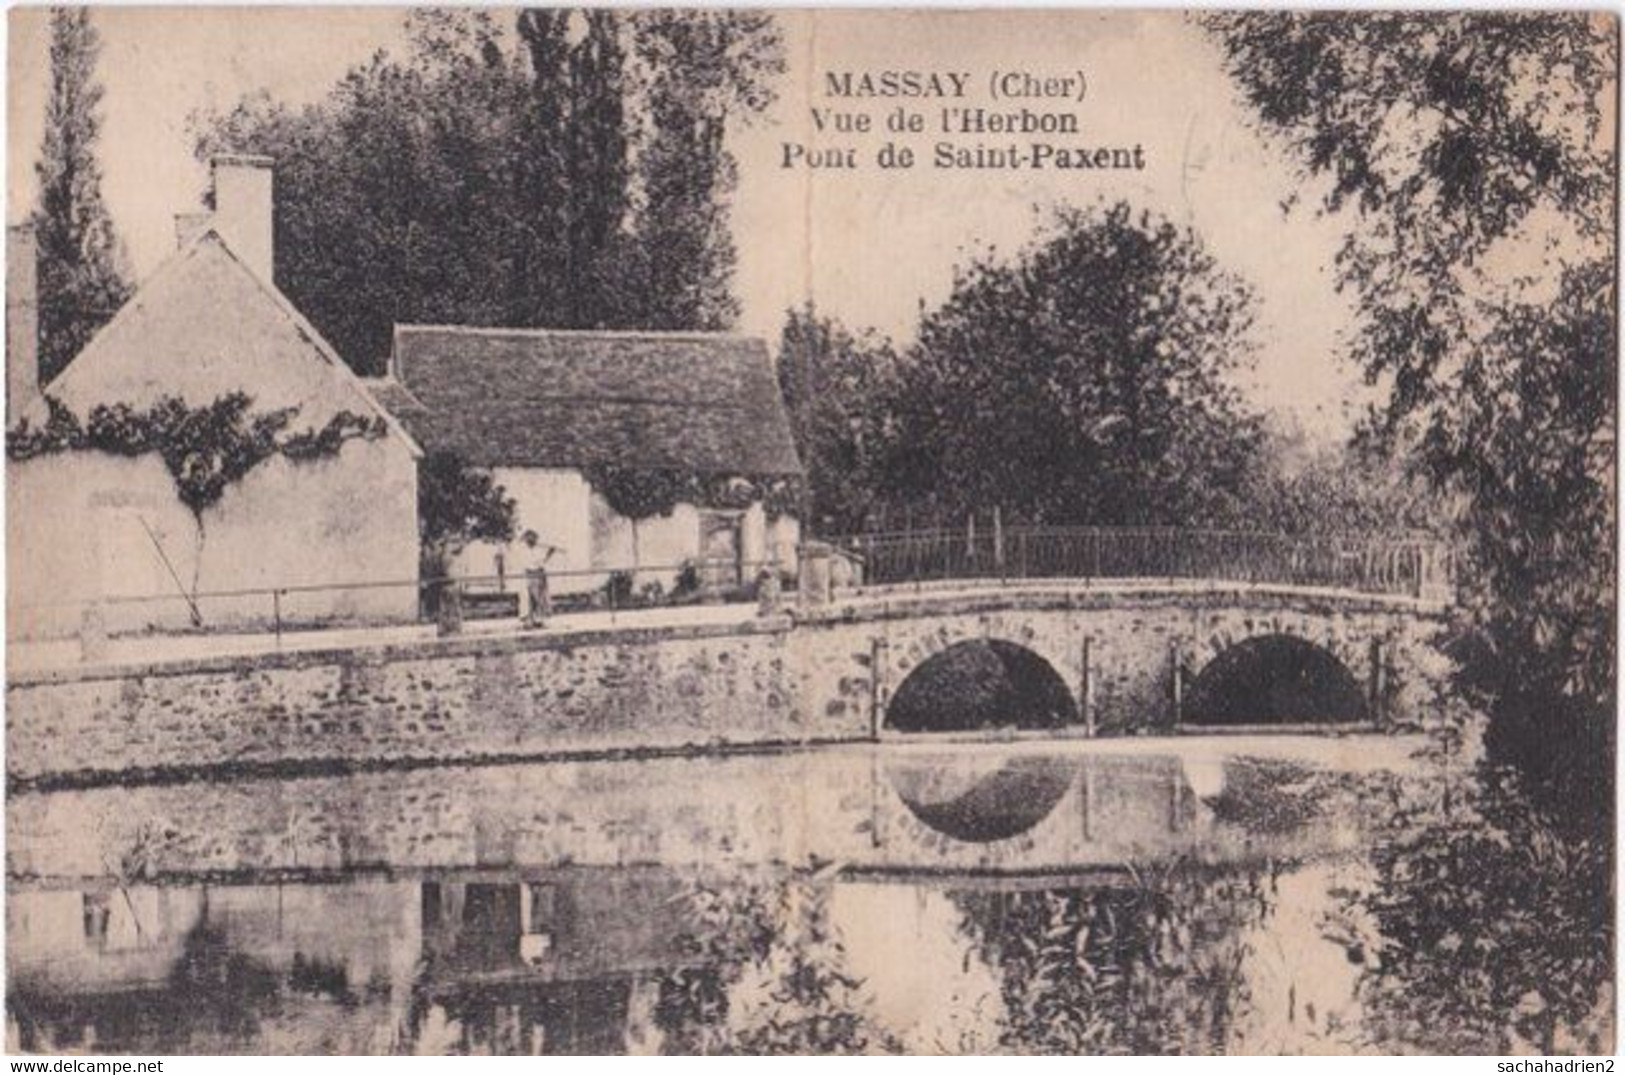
813,586,1453,736
6,583,1451,786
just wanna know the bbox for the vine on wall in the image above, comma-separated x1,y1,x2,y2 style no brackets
585,464,803,522
7,393,387,519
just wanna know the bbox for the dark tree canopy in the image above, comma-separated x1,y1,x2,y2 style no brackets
889,202,1265,527
634,10,784,330
1237,417,1440,538
417,449,516,554
776,306,901,533
31,6,131,384
192,9,784,373
1205,12,1616,717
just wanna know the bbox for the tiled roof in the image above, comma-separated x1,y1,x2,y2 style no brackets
358,377,427,422
386,326,803,476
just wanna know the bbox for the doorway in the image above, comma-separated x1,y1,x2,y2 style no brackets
699,511,743,591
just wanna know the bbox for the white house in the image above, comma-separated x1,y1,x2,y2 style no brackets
6,155,423,640
364,325,804,601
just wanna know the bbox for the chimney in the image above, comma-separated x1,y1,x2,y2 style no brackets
173,210,213,251
7,224,41,426
208,153,274,283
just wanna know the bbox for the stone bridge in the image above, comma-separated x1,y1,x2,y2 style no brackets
798,579,1451,738
7,578,1453,788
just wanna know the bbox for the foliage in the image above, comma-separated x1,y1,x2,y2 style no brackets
1204,12,1616,730
585,464,803,523
955,861,1273,1054
776,306,903,533
416,449,516,554
632,11,785,330
191,10,785,373
604,569,635,608
586,464,689,522
1348,767,1613,1053
5,393,385,518
654,875,903,1055
30,6,131,383
1235,416,1442,536
887,202,1266,527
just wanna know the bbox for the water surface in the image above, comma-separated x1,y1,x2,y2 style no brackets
6,737,1611,1054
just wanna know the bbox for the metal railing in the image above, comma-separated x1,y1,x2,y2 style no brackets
829,526,1454,599
10,557,791,644
11,528,1454,652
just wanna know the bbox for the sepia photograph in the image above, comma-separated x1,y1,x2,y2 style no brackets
1,4,1617,1058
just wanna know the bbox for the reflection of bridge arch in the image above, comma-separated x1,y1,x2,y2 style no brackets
886,638,1078,733
1185,632,1368,727
885,753,1076,841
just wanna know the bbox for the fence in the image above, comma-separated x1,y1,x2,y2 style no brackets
11,527,1454,649
9,557,791,644
830,526,1454,599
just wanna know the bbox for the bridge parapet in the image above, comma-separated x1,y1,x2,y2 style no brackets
830,526,1456,603
790,577,1453,741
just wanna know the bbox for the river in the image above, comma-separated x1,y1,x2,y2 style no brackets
5,735,1612,1055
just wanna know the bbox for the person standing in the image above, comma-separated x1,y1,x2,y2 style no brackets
519,530,561,628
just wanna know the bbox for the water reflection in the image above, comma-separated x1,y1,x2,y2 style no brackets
1340,767,1614,1054
5,739,1613,1054
886,754,1074,843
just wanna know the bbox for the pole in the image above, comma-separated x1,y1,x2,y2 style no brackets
870,636,890,740
137,515,202,627
1080,635,1095,736
993,506,1005,581
1079,765,1095,841
1169,639,1184,728
1369,638,1387,724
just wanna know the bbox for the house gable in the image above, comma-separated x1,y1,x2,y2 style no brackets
47,232,420,456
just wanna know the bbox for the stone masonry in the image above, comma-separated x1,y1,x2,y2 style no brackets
6,583,1451,787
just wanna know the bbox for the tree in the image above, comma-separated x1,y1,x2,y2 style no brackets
513,8,572,328
417,450,516,579
563,10,632,329
632,11,785,330
192,10,785,371
1204,12,1616,792
775,306,901,533
1236,416,1441,537
890,202,1265,527
1350,769,1613,1054
31,6,130,383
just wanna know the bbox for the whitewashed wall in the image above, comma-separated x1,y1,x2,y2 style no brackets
453,467,596,595
451,466,803,601
8,438,420,639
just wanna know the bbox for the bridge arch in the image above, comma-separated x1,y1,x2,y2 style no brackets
886,637,1078,734
1184,632,1368,727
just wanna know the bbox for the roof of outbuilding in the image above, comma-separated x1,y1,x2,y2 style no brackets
385,325,803,476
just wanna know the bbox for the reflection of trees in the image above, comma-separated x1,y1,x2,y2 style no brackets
1348,767,1612,1054
9,918,397,1055
954,860,1276,1054
12,922,284,1053
1202,758,1337,835
399,977,629,1055
654,874,902,1055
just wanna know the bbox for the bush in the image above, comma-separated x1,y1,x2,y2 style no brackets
605,570,635,608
